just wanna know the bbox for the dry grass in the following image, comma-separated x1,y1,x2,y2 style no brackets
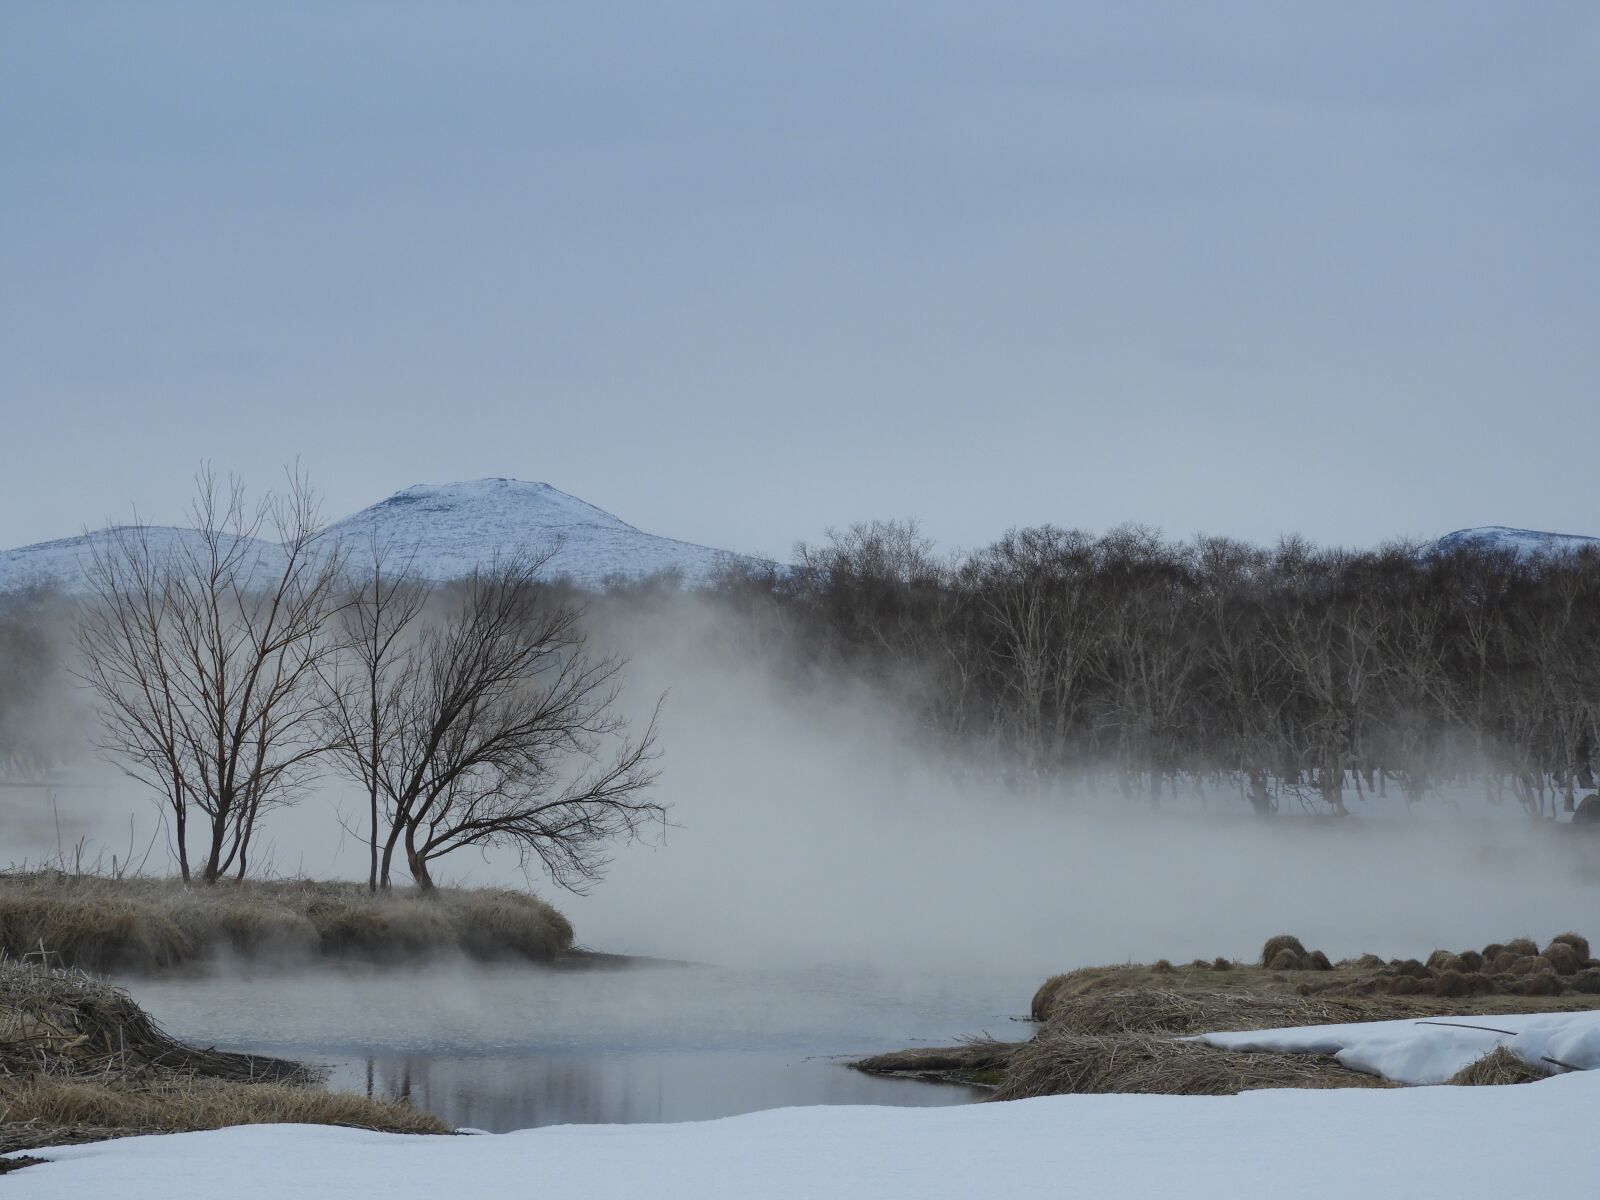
0,959,449,1154
0,872,573,972
851,1038,1019,1078
991,1029,1393,1101
883,932,1600,1104
0,958,307,1085
1032,939,1600,1024
1446,1046,1549,1087
0,1077,448,1152
1041,986,1415,1038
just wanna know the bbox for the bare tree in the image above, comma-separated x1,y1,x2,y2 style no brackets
318,538,431,891
334,551,663,892
963,526,1100,789
76,468,344,882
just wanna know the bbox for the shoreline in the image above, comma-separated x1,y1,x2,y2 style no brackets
0,872,575,973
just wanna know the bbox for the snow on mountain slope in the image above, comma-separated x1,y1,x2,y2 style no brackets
0,527,289,594
0,480,756,594
323,479,753,586
1428,525,1600,558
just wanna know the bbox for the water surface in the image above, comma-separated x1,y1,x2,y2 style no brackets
127,962,1032,1130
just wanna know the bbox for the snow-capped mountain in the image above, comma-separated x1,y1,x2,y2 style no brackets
0,526,290,595
324,479,754,586
0,480,759,594
1427,526,1600,558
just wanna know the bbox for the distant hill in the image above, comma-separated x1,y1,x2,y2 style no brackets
324,479,755,586
1426,525,1600,558
0,480,760,594
0,526,288,595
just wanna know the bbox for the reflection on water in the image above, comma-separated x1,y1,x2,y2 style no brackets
331,1050,976,1130
126,963,1031,1131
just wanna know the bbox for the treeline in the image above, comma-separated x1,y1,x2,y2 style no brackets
692,522,1600,817
6,506,1600,833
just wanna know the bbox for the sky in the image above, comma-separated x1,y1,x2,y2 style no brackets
2,2,1597,562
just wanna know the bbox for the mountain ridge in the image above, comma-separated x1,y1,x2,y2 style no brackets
0,479,760,593
1426,525,1600,558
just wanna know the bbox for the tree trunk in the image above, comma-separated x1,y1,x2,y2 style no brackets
368,779,379,893
379,820,405,890
201,814,227,884
405,829,435,892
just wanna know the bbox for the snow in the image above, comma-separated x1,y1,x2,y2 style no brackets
324,479,756,587
5,1070,1597,1199
1195,1009,1600,1085
1427,525,1600,558
0,480,761,594
0,526,289,594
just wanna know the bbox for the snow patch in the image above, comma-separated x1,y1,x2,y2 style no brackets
1195,1008,1600,1085
0,480,762,594
5,1071,1597,1199
1427,525,1600,558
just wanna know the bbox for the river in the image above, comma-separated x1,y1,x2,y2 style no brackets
125,961,1036,1130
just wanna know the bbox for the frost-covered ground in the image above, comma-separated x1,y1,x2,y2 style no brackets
7,1013,1598,1198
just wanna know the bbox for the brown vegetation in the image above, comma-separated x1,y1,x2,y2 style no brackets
862,932,1600,1101
0,960,449,1154
1034,934,1600,1022
992,1030,1391,1101
1446,1046,1549,1086
0,872,573,972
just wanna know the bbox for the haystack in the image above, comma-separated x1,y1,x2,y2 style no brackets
1259,935,1307,966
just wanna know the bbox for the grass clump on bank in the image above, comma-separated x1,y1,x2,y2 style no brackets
856,931,1600,1100
992,1030,1393,1100
1446,1046,1550,1086
0,959,449,1155
0,872,574,973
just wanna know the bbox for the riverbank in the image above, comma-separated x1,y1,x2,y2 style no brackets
0,872,573,972
0,960,448,1156
853,933,1600,1095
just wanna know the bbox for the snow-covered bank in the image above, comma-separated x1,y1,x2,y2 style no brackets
1197,1009,1600,1085
8,1071,1599,1200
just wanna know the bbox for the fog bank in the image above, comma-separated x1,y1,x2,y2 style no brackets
11,595,1598,978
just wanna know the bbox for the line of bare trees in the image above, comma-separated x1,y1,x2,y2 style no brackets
69,471,663,888
7,481,1597,856
702,521,1600,818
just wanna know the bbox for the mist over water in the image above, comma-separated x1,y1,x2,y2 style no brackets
14,594,1600,979
10,589,1599,1132
123,962,1009,1129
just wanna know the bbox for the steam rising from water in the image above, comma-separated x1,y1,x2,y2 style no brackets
14,595,1598,976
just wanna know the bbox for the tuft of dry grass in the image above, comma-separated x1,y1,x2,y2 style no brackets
1042,987,1413,1038
991,1029,1392,1101
0,1077,449,1152
0,959,449,1154
958,936,1600,1105
851,1038,1018,1081
1445,1046,1549,1087
1259,934,1307,967
1548,932,1591,961
0,959,308,1085
1034,932,1600,1022
0,872,573,972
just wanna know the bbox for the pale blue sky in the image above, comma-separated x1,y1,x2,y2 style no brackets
3,3,1596,558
